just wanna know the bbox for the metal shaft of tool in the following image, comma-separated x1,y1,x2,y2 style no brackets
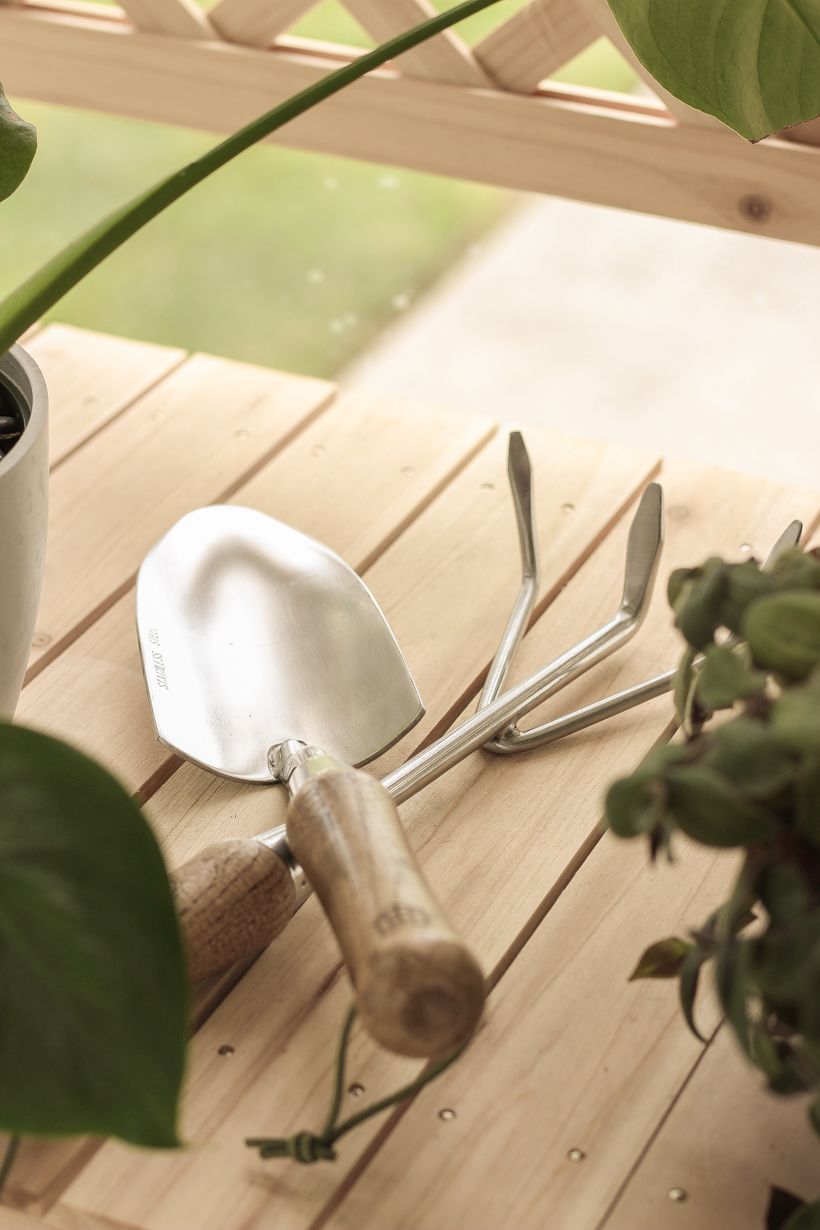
483,477,664,754
479,517,804,757
256,599,656,868
477,431,540,715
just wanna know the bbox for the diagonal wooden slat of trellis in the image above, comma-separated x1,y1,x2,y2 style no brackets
340,0,489,87
473,0,599,94
602,1028,819,1230
118,0,216,38
23,353,334,682
23,325,187,468
209,0,316,47
5,4,820,247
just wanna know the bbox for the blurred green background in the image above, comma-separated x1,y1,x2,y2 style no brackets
1,0,637,377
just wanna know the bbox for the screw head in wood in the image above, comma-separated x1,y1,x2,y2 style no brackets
668,1187,688,1202
438,1108,456,1121
348,1083,365,1097
567,1149,586,1162
218,1044,235,1057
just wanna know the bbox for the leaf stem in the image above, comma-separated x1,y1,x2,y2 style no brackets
246,1005,467,1162
0,1135,20,1195
0,0,505,355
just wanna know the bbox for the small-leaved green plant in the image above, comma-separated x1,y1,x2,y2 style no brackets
606,546,820,1229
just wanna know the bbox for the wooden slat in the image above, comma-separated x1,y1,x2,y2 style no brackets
46,433,658,1230
208,0,315,48
24,353,333,681
342,0,489,87
603,1029,819,1230
474,0,599,94
0,1138,102,1219
118,0,216,38
3,6,820,247
17,387,495,794
23,324,187,468
0,1208,55,1230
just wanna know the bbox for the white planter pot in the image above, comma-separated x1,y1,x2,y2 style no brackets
0,345,48,719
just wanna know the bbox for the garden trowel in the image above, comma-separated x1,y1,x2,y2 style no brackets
136,506,485,1058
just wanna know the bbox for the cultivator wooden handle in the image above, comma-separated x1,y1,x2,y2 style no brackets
171,837,296,983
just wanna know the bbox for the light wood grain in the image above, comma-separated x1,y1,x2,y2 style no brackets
172,838,296,983
48,461,820,1230
287,764,485,1057
603,1028,820,1230
474,0,598,93
342,0,489,86
0,1138,102,1219
4,6,820,246
208,0,314,46
16,385,494,793
24,324,186,468
118,0,215,38
25,353,333,680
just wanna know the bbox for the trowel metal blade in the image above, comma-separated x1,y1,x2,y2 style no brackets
136,506,424,782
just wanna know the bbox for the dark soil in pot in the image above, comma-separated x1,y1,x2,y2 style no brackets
0,372,25,458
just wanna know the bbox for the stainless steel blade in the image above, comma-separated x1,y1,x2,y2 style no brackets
136,505,424,781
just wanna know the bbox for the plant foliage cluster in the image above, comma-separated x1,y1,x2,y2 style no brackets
607,547,820,1229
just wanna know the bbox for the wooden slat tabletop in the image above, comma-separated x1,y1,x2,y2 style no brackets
6,323,820,1228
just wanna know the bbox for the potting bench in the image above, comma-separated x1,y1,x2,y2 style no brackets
0,321,818,1229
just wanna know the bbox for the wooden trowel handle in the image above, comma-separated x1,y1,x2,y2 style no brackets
171,838,296,983
285,757,485,1058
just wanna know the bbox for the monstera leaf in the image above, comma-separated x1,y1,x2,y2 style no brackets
0,83,36,202
606,0,820,141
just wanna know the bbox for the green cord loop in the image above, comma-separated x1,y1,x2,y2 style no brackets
245,1004,468,1164
246,1131,337,1163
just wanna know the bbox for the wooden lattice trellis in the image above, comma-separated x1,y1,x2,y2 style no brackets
1,0,820,244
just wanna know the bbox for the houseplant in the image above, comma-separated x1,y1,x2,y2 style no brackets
607,547,820,1229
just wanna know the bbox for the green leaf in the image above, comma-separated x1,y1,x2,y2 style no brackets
670,558,727,650
744,592,820,681
606,0,820,142
696,645,768,712
605,743,687,839
783,1196,820,1230
773,673,820,751
715,941,753,1057
721,563,778,636
750,1027,808,1095
0,84,36,203
771,548,820,594
679,943,709,1043
629,937,693,980
666,766,779,847
704,718,794,800
810,1096,820,1139
673,643,697,726
0,724,186,1146
757,864,811,925
797,756,820,846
